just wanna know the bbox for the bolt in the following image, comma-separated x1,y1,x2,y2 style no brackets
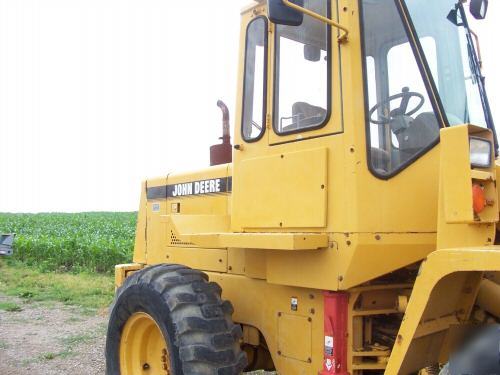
278,312,282,317
278,351,282,356
397,334,403,344
308,317,312,322
309,294,315,299
228,266,233,271
339,276,344,282
321,184,325,189
218,259,223,263
308,358,312,363
346,240,352,246
375,235,381,241
143,363,150,370
310,308,315,314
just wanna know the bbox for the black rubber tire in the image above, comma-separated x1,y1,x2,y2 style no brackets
105,264,247,375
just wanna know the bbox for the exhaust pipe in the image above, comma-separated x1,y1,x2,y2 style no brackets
210,100,233,166
217,100,231,145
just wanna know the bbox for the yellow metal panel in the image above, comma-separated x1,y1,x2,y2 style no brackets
166,165,231,218
133,182,148,264
114,263,144,289
188,232,329,251
161,248,227,273
386,248,500,374
266,233,436,291
244,249,267,280
440,125,474,223
437,125,497,250
208,272,323,375
145,177,168,263
228,248,246,275
233,148,328,229
169,215,230,236
278,313,312,362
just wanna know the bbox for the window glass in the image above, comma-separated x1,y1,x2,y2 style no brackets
404,0,487,128
274,0,329,134
362,0,440,176
242,17,267,142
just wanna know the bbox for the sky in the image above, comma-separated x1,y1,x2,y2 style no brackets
0,0,498,213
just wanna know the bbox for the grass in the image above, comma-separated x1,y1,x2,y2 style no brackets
0,339,9,349
0,301,22,312
0,212,136,274
0,261,114,310
36,325,108,362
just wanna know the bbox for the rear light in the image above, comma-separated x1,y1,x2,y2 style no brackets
472,183,486,214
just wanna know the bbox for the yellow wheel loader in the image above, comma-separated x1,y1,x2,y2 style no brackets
106,0,500,373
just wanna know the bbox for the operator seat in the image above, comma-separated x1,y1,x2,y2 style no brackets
393,112,440,164
281,102,327,132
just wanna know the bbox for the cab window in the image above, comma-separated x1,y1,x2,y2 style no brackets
274,0,330,135
362,0,440,177
242,17,268,142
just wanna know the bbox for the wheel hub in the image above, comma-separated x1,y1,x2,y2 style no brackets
119,312,171,375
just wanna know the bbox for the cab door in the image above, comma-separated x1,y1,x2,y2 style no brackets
232,0,342,232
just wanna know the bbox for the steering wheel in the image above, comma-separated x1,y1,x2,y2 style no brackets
369,87,425,125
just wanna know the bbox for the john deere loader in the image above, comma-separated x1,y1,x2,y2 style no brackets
106,0,500,373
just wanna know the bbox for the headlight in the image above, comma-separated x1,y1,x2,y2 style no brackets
470,137,492,168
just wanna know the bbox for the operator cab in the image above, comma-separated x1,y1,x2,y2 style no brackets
240,0,496,177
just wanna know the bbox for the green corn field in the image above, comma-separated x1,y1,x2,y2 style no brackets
0,213,137,274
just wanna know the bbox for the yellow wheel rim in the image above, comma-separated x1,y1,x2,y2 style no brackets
119,312,172,375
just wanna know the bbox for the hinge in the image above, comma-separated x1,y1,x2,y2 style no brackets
266,114,271,129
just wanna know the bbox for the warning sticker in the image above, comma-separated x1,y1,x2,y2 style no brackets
325,358,335,372
324,335,334,356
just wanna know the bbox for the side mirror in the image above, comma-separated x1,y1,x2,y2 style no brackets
470,0,488,20
268,0,304,26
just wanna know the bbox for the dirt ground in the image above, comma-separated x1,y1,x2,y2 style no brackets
0,293,275,375
0,293,107,375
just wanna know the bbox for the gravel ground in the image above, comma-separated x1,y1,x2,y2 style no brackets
0,293,107,375
0,293,277,375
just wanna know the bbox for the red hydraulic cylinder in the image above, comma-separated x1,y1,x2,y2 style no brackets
320,292,349,375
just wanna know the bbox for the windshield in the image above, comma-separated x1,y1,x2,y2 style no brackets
404,0,488,128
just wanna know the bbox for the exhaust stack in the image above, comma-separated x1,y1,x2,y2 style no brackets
210,100,233,166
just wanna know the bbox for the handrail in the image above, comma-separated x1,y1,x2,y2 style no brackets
282,0,349,43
